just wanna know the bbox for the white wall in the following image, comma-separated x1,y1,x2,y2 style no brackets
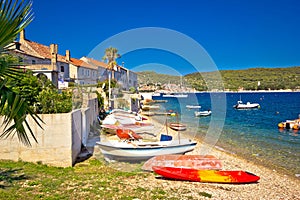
0,105,97,167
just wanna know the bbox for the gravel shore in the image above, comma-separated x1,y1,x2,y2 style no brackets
95,115,300,199
143,116,300,199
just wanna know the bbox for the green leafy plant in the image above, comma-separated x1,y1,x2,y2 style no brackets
0,0,43,146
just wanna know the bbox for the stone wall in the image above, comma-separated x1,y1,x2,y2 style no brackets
0,106,97,167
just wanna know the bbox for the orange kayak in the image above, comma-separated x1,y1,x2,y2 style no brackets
142,154,222,171
153,166,260,183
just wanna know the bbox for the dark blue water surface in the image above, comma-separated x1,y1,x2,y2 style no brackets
153,92,300,177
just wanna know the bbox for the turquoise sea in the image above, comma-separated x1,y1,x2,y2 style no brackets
152,92,300,177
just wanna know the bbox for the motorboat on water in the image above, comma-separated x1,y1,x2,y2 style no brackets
162,93,188,98
186,105,201,109
233,100,260,109
278,118,300,130
194,110,212,117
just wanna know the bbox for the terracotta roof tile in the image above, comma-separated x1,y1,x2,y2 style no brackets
20,39,66,62
81,57,109,68
69,58,97,70
81,57,128,71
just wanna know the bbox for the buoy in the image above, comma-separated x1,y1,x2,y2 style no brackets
292,124,299,130
278,123,284,128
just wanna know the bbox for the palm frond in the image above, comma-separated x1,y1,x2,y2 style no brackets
0,0,33,51
0,0,43,146
0,84,43,146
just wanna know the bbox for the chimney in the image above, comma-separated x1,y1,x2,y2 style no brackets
50,44,58,71
20,29,25,42
65,50,71,61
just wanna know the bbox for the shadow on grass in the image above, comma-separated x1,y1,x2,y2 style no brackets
0,168,28,188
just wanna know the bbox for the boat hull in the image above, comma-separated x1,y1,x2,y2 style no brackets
142,155,222,171
153,166,260,183
169,123,187,131
96,140,197,162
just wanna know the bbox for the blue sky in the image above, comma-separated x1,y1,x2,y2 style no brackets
25,0,300,75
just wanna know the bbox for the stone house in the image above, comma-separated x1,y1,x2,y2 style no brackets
81,57,138,90
10,30,69,88
68,57,98,85
10,30,138,90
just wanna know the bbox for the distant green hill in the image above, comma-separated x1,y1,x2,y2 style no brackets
137,66,300,91
137,71,183,85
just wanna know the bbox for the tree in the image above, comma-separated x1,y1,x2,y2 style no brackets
0,0,43,146
102,47,121,71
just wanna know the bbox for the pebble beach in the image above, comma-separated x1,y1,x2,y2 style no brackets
93,113,300,200
139,115,300,199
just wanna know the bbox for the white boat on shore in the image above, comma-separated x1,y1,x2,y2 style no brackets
96,138,197,162
141,104,160,111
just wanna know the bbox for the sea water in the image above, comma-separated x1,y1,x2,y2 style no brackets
152,92,300,177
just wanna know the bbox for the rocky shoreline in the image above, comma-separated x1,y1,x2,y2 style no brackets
91,114,300,199
144,116,300,199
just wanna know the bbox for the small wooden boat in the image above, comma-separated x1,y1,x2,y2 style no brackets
169,123,187,131
96,139,197,162
194,110,211,117
142,154,222,171
141,105,160,111
152,166,260,183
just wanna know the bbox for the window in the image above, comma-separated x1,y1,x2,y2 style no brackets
61,66,64,72
32,60,36,64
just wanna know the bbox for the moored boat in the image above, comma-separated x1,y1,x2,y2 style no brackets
234,101,260,109
162,93,188,98
168,122,187,131
186,105,201,109
278,118,300,130
96,139,197,162
194,110,211,117
141,105,160,111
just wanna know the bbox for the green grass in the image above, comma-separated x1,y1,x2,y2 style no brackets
0,159,214,199
0,159,176,199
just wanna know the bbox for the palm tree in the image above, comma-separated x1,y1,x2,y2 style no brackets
0,0,43,146
102,46,121,75
102,47,120,107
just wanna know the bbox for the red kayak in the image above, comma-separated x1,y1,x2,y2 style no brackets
152,166,260,183
142,155,222,171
